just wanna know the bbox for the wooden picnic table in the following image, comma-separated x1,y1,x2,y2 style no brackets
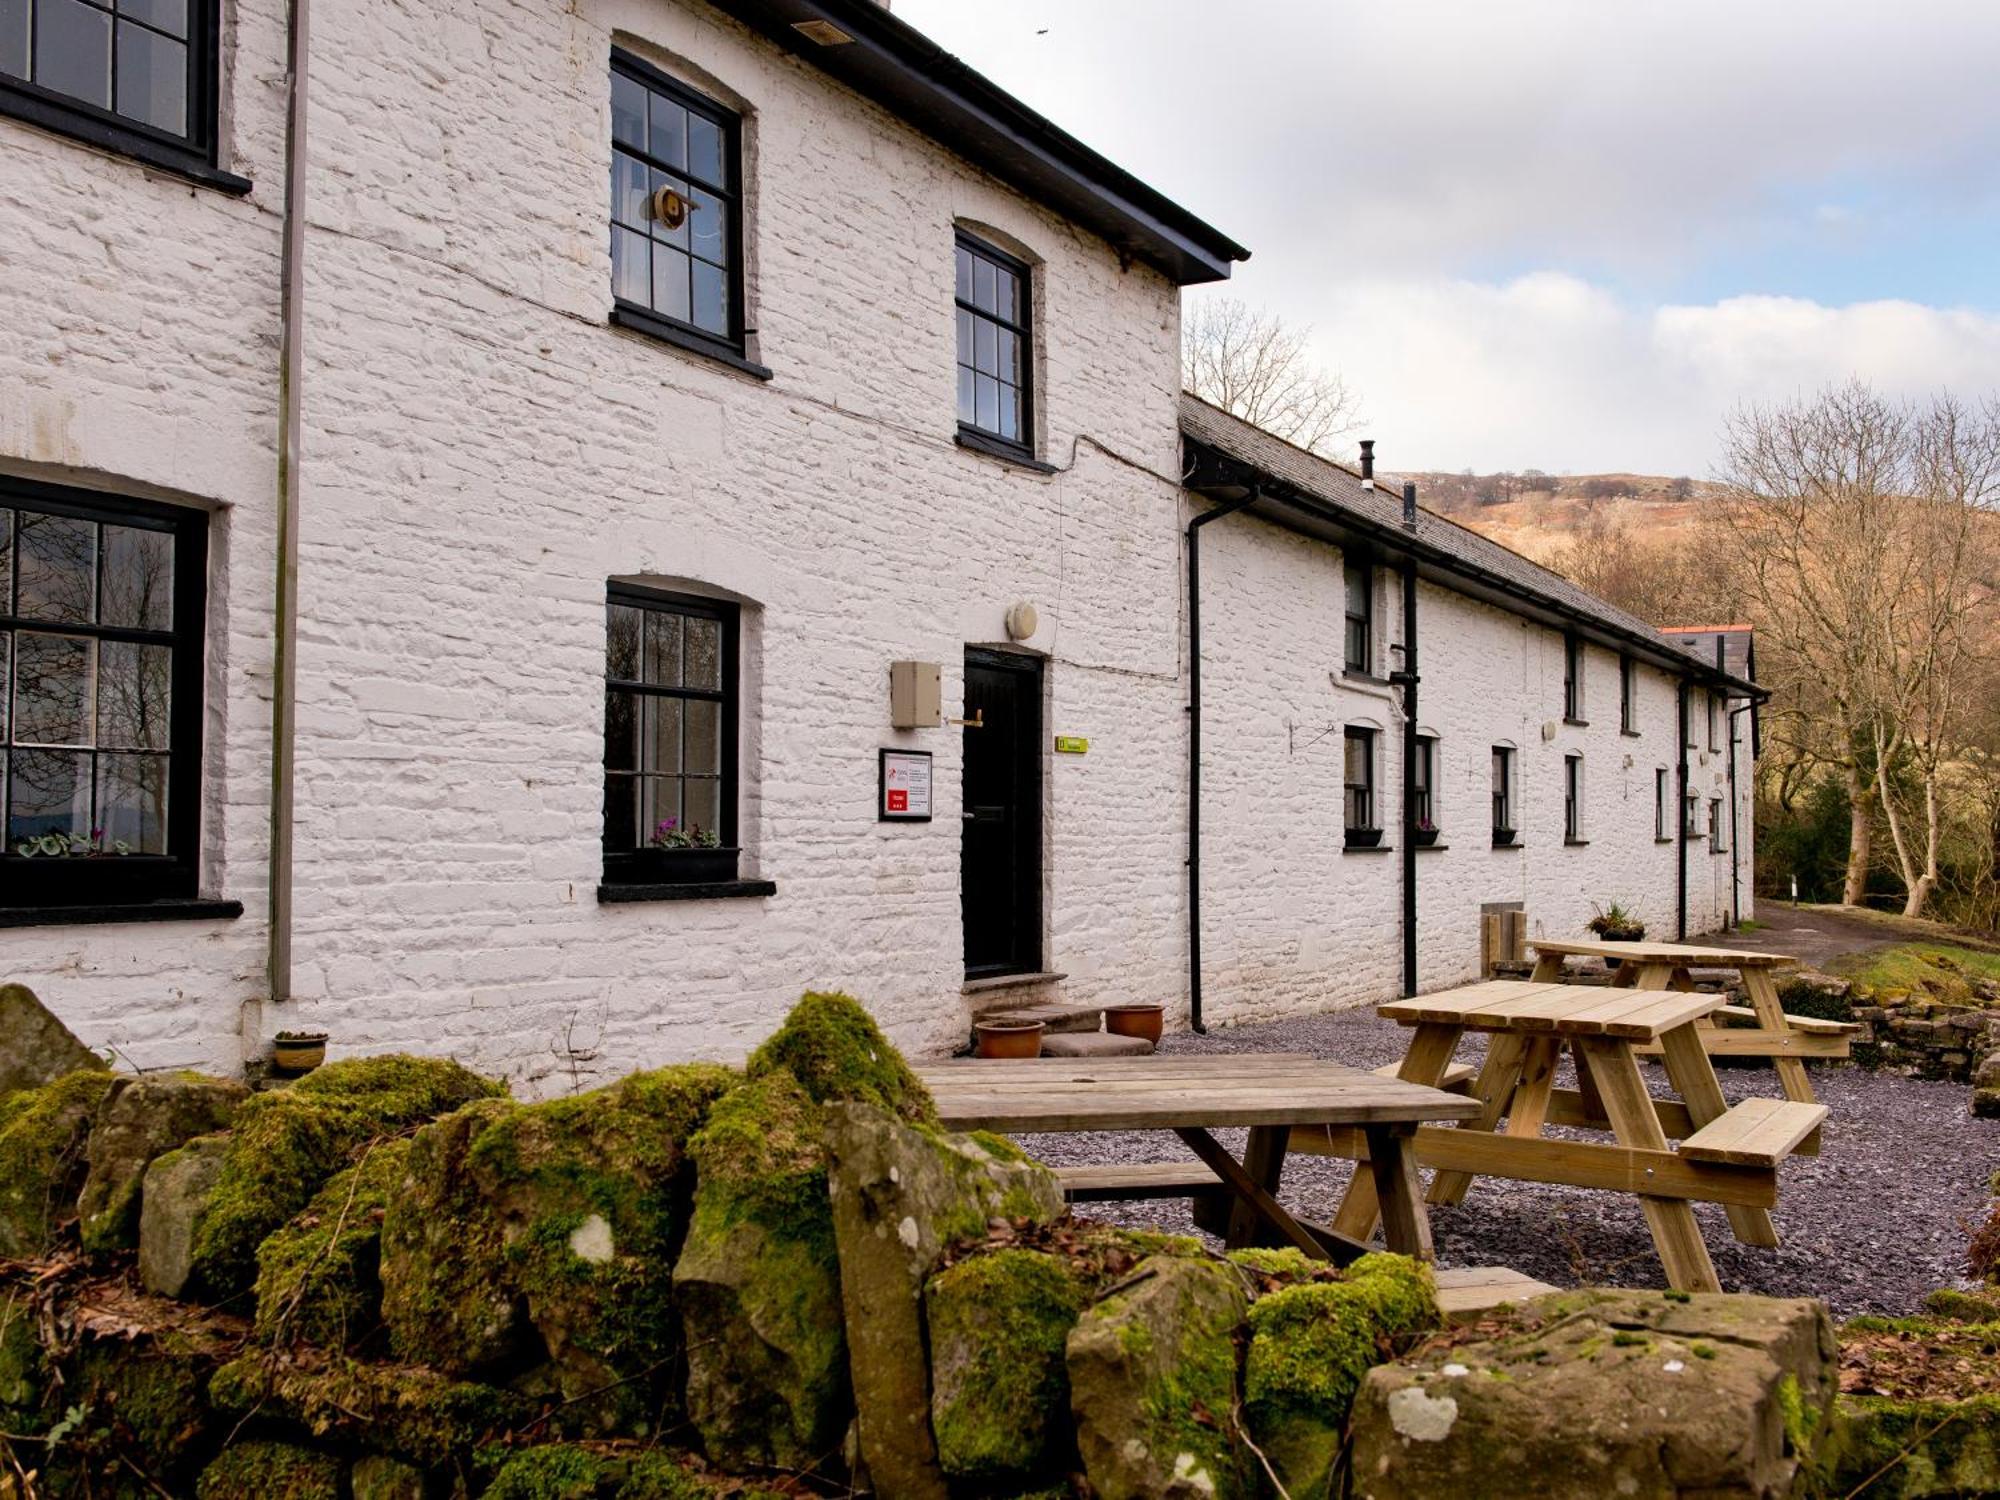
1301,980,1827,1293
916,1054,1481,1264
1528,938,1855,1103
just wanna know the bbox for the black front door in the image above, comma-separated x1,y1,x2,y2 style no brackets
961,649,1043,977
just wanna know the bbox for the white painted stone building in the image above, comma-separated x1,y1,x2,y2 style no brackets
0,0,1755,1089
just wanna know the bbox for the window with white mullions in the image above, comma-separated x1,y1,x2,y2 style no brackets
603,585,740,883
1412,734,1436,836
0,479,207,908
955,232,1032,452
1491,745,1515,842
1343,726,1376,841
610,54,742,351
0,0,220,172
1343,558,1371,672
1564,753,1585,842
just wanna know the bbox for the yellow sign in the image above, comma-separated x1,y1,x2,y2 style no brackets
1054,736,1089,755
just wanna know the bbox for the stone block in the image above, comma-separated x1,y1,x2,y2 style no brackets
1038,1031,1153,1058
0,1069,117,1258
1349,1288,1837,1500
0,984,103,1098
138,1132,231,1297
77,1071,248,1251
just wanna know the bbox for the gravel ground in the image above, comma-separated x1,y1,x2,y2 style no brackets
1022,1007,2000,1318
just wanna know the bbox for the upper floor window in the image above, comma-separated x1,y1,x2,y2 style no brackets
1491,746,1516,844
955,232,1032,456
1563,634,1585,722
1343,559,1372,673
610,54,745,363
1706,693,1720,752
1684,791,1702,838
604,585,740,887
0,479,208,909
1343,726,1377,844
1412,734,1437,840
1710,797,1727,852
1564,754,1585,842
0,0,229,185
1655,767,1670,840
1619,655,1637,734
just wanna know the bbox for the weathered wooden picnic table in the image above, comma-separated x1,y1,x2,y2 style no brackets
1528,938,1857,1103
915,1054,1481,1263
1298,980,1827,1293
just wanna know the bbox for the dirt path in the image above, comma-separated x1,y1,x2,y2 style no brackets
1707,902,1943,971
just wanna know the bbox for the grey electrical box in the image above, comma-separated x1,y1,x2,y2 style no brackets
889,660,942,729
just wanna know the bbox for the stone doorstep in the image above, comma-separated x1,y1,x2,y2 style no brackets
977,1002,1105,1035
1036,1032,1154,1059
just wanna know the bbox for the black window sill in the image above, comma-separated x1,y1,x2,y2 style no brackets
1492,835,1520,849
0,87,251,195
955,428,1058,473
1656,836,1675,844
598,880,776,904
0,898,244,930
610,303,773,381
1342,669,1389,687
1563,717,1590,728
1564,837,1590,846
1343,844,1394,855
1620,727,1642,738
1415,842,1450,852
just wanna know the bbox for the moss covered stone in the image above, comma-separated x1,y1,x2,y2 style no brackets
0,1069,118,1258
196,1440,343,1499
675,1070,846,1470
190,1055,502,1298
255,1135,413,1348
745,990,935,1126
210,1349,526,1462
1066,1254,1252,1500
1925,1287,2000,1324
1821,1393,2000,1497
484,1444,717,1499
379,1065,734,1433
0,1290,44,1421
927,1247,1089,1486
1241,1252,1437,1498
77,1071,248,1253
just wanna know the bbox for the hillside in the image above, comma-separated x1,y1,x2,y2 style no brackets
1384,469,1725,573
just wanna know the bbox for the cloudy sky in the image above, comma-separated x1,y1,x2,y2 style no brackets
896,0,2000,475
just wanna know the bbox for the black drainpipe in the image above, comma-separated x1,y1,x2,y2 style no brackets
1676,680,1690,940
1393,483,1420,997
1186,486,1261,1034
1728,701,1751,928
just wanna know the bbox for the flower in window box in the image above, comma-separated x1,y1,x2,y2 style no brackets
648,818,720,851
1413,816,1440,847
15,827,133,859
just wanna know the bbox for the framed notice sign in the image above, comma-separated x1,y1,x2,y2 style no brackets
879,748,934,822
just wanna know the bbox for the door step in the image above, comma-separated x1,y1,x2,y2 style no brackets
977,1001,1105,1034
1038,1032,1154,1058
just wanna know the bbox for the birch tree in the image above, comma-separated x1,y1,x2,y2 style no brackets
1182,298,1360,456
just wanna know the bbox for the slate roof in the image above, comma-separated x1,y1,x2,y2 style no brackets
1661,625,1755,683
1178,394,1761,695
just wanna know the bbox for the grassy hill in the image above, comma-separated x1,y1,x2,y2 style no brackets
1386,469,1724,573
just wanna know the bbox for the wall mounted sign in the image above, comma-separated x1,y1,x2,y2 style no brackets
879,748,933,822
1054,736,1089,755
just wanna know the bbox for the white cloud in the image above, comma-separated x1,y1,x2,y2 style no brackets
1315,277,2000,474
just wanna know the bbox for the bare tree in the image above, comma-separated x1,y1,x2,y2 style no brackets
1711,381,2000,915
1182,297,1361,457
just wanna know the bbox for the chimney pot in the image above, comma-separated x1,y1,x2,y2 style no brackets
1360,439,1375,489
1403,481,1418,531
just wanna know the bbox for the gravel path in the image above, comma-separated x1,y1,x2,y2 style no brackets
1023,1006,2000,1318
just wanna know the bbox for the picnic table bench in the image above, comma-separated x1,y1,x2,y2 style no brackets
1295,980,1826,1292
1528,938,1859,1103
915,1054,1479,1263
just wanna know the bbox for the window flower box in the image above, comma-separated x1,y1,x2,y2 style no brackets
1492,827,1518,848
612,845,741,886
1414,824,1441,847
1345,827,1383,850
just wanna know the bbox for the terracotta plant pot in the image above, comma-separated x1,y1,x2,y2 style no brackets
1104,1004,1166,1045
272,1034,328,1073
974,1019,1044,1059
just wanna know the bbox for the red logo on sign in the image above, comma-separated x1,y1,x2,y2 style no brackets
888,790,909,812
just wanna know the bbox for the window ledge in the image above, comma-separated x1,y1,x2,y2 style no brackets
1621,727,1642,738
1492,836,1521,849
598,879,776,904
1415,842,1451,852
1343,844,1395,855
961,970,1068,996
1342,669,1390,687
610,304,772,381
1562,717,1590,728
0,898,244,930
1564,837,1591,847
955,428,1058,473
1656,836,1676,844
0,86,253,196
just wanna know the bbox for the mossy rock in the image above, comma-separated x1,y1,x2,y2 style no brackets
1066,1255,1253,1500
675,1070,846,1470
1821,1393,2000,1497
484,1444,719,1499
190,1054,503,1298
1241,1252,1438,1498
927,1247,1089,1486
378,1065,734,1434
255,1135,413,1349
1,1291,46,1421
210,1350,527,1462
77,1071,248,1252
196,1440,343,1499
23,1325,233,1497
0,1069,118,1258
745,990,935,1126
1926,1288,2000,1324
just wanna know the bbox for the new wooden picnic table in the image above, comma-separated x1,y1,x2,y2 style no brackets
1527,938,1855,1103
1302,980,1827,1293
915,1054,1481,1264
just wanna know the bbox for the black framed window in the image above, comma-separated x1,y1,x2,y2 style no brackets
1620,655,1637,734
1655,767,1669,839
955,232,1032,454
0,479,207,909
609,54,744,360
1343,559,1371,673
1343,727,1375,837
603,585,739,885
1564,754,1584,842
1684,791,1702,838
1412,735,1436,830
1710,798,1727,851
1492,746,1515,842
1563,634,1585,722
0,0,233,186
1706,693,1719,752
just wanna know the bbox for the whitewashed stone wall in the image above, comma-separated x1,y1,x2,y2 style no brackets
0,0,1754,1086
0,0,290,1075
